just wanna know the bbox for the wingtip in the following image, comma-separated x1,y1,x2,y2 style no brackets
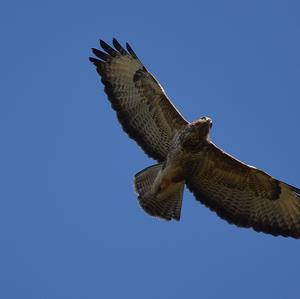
126,42,139,60
89,56,96,63
99,39,110,50
91,47,110,60
112,38,128,55
89,57,100,65
125,42,131,51
99,39,106,47
99,39,118,56
112,37,119,48
91,47,98,56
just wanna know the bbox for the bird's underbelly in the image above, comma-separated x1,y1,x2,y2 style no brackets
152,147,205,195
152,161,187,195
155,167,179,185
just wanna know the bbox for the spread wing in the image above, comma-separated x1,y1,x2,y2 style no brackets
186,143,300,238
89,38,188,162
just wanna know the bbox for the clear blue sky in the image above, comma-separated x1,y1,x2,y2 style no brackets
3,1,300,298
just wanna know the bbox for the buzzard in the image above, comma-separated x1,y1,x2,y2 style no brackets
89,38,300,238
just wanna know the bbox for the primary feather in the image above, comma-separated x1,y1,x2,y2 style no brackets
89,39,187,161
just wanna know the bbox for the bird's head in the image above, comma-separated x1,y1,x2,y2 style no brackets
180,116,212,150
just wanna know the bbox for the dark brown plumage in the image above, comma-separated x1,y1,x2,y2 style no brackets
90,38,300,238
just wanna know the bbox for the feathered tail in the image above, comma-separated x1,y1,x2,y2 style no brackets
134,163,184,221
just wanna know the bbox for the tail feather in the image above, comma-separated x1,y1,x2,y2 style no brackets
134,164,162,197
134,163,184,221
139,190,184,221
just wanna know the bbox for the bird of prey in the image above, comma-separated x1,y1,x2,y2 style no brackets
89,38,300,238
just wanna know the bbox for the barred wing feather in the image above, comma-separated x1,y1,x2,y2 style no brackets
89,39,188,162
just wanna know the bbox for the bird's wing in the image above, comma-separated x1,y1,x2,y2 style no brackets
89,39,188,162
186,143,300,238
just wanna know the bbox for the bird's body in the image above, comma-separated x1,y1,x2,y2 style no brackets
134,118,212,220
90,38,300,238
